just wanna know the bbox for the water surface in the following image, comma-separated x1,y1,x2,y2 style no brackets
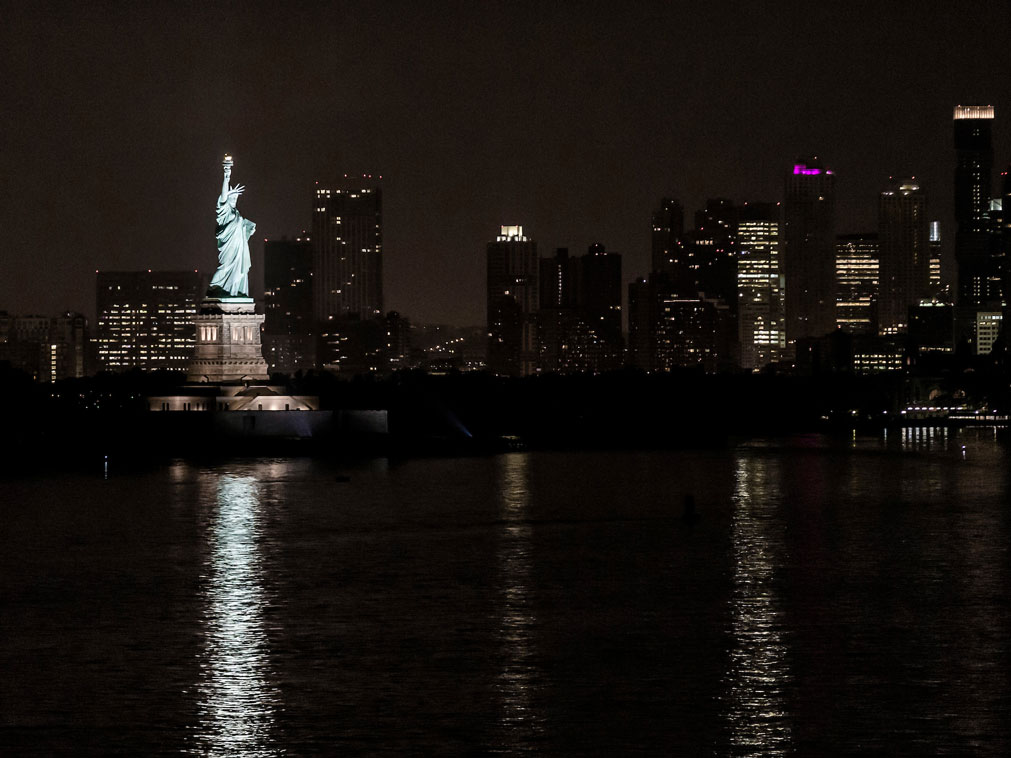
2,430,1009,755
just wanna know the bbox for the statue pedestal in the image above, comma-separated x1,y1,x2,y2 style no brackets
187,298,270,382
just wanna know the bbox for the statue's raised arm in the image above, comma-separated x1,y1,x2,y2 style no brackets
207,154,256,299
220,159,231,204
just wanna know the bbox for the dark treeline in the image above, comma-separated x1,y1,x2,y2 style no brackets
3,362,1010,472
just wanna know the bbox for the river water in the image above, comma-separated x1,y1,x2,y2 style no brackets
2,429,1009,755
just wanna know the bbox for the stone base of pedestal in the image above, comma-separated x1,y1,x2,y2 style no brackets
187,298,270,382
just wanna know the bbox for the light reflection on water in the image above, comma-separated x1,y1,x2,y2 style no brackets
193,474,280,757
722,456,793,756
494,453,543,751
5,445,1011,754
898,426,950,452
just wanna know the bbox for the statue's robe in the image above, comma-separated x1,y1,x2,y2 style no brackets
209,199,256,297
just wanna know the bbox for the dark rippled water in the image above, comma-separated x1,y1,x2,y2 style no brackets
2,429,1010,755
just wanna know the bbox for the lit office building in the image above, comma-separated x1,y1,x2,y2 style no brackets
96,271,203,372
836,234,879,335
795,332,904,375
975,310,1002,355
736,203,785,370
487,225,539,376
312,177,383,322
928,221,944,297
263,236,315,374
852,340,905,373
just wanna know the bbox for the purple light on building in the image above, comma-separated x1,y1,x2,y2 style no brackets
793,164,823,176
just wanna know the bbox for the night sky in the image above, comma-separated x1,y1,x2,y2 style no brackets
1,1,1008,326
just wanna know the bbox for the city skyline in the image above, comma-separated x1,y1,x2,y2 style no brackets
1,2,1009,326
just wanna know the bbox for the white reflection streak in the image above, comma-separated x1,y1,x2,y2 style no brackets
723,457,792,756
496,453,540,747
195,475,279,757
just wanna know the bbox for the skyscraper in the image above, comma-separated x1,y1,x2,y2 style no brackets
537,244,623,373
581,243,623,356
263,235,315,375
635,199,736,371
628,277,728,373
736,202,785,370
627,277,657,371
539,247,578,310
1001,168,1011,307
783,156,837,346
953,105,996,305
382,311,412,371
96,271,204,372
487,226,538,376
878,178,929,333
691,198,738,311
312,177,383,322
651,198,685,277
928,221,944,299
835,234,879,335
1002,167,1011,244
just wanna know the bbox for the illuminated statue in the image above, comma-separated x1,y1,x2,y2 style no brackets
208,154,256,298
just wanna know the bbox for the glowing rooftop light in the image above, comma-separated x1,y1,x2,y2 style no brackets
497,225,528,241
953,105,994,120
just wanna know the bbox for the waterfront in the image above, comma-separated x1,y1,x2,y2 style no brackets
2,430,1009,755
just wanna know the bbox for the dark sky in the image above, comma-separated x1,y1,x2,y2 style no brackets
1,0,1009,325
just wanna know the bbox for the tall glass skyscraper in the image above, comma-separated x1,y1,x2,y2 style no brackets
835,234,879,335
737,202,785,370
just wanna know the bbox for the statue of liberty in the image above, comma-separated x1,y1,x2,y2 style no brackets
207,154,256,298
